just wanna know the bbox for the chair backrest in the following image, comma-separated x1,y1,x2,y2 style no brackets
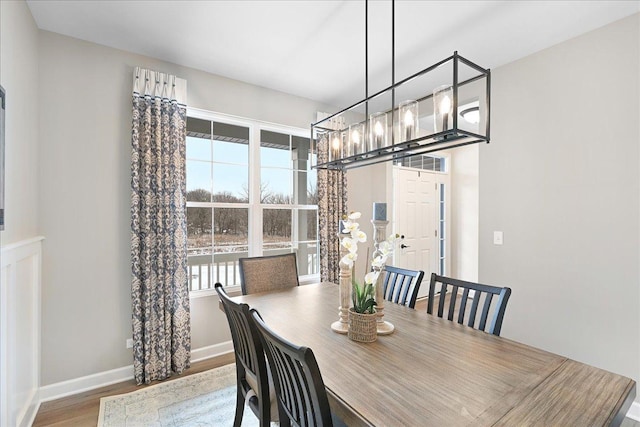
382,265,425,308
427,273,511,336
239,253,299,295
250,309,333,427
215,283,271,423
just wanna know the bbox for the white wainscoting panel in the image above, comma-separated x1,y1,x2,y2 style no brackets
1,237,43,427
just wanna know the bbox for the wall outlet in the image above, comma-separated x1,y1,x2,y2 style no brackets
126,338,134,349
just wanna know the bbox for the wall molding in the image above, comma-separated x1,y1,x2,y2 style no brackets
39,341,233,403
1,236,44,427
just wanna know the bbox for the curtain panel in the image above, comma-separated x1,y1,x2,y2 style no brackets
130,67,190,384
317,134,348,283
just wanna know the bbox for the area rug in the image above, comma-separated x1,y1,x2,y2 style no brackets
98,364,265,426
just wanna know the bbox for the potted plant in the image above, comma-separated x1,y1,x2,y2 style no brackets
348,276,378,343
340,212,398,343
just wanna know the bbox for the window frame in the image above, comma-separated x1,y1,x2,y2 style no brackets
186,107,320,298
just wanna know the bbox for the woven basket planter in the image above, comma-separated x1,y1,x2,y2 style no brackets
348,308,378,343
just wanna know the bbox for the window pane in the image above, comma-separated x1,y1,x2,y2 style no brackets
263,208,292,248
307,170,318,204
261,145,290,169
293,169,310,205
261,168,292,204
187,206,213,292
261,130,290,168
187,207,212,253
214,139,248,165
213,121,249,140
186,136,211,161
187,160,212,197
214,208,248,252
187,188,212,203
296,242,319,276
292,135,311,171
297,209,317,241
212,164,249,202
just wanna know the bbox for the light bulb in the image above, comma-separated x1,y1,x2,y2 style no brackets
440,95,452,114
352,130,360,144
404,109,413,125
374,121,384,136
331,135,340,150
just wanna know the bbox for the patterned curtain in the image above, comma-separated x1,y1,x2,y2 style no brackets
317,134,348,283
130,68,190,385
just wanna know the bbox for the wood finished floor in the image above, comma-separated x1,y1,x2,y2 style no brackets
32,352,235,427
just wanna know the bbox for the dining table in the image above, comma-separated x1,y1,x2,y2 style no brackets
231,282,636,426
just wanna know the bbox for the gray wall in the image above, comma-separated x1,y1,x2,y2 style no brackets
0,0,40,245
480,13,639,388
37,31,336,385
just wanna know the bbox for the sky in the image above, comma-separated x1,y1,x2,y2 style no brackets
186,136,317,200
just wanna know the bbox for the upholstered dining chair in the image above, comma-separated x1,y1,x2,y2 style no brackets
381,265,425,308
215,283,277,427
239,253,299,295
426,273,511,336
250,308,342,427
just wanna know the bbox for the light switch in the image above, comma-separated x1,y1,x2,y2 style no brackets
493,231,503,245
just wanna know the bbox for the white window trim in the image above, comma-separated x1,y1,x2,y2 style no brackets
186,107,320,296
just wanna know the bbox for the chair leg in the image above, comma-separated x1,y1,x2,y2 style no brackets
277,402,291,427
259,400,269,427
233,387,245,427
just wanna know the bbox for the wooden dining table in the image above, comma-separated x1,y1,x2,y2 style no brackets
231,282,636,426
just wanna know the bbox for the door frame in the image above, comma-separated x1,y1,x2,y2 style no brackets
391,160,451,280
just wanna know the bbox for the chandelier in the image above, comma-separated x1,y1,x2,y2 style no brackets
312,1,491,170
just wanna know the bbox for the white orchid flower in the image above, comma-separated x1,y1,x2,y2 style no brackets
351,229,367,243
342,221,359,234
364,271,379,285
379,240,393,255
372,255,387,269
341,237,358,253
348,211,362,220
340,252,357,268
388,233,400,243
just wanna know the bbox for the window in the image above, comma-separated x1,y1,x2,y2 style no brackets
394,154,446,172
185,111,318,294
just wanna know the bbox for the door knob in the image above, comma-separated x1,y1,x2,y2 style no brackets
400,244,410,249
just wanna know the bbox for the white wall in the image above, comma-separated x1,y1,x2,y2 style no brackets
0,1,42,426
0,0,40,245
479,13,639,392
449,144,479,281
37,31,337,386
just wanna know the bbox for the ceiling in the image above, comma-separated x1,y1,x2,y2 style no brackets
27,0,639,109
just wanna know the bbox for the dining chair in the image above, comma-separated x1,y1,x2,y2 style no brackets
381,265,425,308
250,308,341,427
215,283,278,426
239,253,299,295
427,273,511,336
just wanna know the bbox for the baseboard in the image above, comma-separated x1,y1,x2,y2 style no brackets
19,389,40,427
39,341,233,403
39,364,135,403
191,341,233,363
627,401,640,421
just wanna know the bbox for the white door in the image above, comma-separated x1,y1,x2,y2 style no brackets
393,166,438,298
